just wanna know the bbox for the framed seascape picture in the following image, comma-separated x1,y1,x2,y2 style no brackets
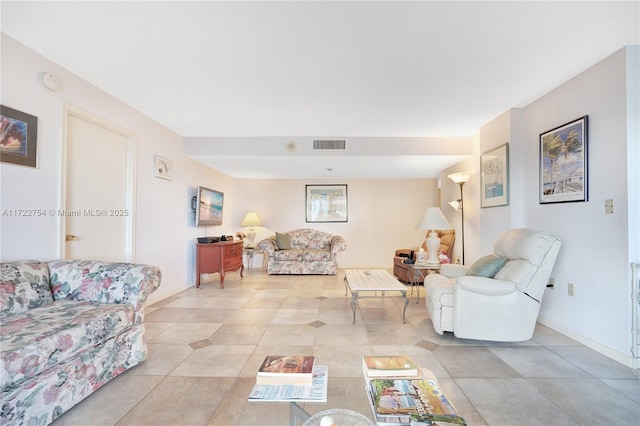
305,184,348,223
540,115,588,204
481,143,509,208
0,105,38,168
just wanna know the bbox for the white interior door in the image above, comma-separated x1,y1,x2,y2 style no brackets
64,110,134,262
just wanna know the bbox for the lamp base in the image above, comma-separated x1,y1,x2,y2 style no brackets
246,229,256,248
425,230,441,265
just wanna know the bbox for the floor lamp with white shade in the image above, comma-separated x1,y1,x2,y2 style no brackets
447,171,474,264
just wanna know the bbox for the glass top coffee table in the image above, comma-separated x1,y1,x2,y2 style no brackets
406,263,441,303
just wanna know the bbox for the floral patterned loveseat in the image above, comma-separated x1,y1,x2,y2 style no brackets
257,229,347,274
0,260,161,425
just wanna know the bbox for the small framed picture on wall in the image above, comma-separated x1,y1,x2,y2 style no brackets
480,143,509,208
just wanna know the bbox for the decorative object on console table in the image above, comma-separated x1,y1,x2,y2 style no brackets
415,207,453,265
539,115,588,204
195,240,243,288
448,171,474,265
305,184,348,223
0,105,38,168
240,211,262,248
481,143,509,208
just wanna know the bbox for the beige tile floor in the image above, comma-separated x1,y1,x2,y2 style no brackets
53,270,640,425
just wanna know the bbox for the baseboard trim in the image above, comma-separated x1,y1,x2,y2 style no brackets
537,317,636,369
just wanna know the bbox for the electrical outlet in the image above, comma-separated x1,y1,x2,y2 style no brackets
605,199,614,214
568,282,575,297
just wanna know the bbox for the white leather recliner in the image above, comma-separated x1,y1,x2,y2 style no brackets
424,228,561,342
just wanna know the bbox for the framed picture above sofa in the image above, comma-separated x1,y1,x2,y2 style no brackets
305,184,348,223
0,105,38,168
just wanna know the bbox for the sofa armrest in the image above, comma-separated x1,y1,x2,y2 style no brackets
330,236,347,257
48,260,161,322
440,264,468,277
257,237,277,257
456,276,517,296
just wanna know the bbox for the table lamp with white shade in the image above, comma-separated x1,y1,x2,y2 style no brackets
240,212,262,248
416,207,453,265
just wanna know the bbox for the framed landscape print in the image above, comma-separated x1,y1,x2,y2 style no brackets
480,143,509,208
0,105,38,168
305,184,348,223
540,116,588,204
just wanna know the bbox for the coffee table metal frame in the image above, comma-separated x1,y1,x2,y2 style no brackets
343,269,409,324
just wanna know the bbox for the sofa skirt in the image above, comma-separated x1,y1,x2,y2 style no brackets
267,259,338,275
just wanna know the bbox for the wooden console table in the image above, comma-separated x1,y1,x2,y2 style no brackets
196,241,243,288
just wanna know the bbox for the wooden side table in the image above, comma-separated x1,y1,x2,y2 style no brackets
407,263,441,303
196,241,243,288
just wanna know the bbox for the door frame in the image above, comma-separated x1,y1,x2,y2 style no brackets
60,103,137,261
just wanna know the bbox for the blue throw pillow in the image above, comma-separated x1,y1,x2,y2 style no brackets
467,255,508,278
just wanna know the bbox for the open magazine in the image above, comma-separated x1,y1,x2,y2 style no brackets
248,365,327,402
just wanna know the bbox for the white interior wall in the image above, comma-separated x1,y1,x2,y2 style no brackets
0,35,234,305
521,47,636,362
460,46,637,365
232,178,440,269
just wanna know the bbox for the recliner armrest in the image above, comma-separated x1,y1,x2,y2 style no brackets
456,276,517,296
440,264,468,277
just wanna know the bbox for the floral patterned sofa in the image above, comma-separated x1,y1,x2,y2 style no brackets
257,229,347,274
0,259,161,425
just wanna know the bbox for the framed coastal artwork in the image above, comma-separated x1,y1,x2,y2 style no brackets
305,184,348,223
0,105,38,168
539,116,588,204
480,143,509,208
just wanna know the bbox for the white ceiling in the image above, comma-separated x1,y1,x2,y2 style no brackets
2,1,638,178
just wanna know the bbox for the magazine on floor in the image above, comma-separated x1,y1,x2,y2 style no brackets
365,377,465,426
248,365,327,402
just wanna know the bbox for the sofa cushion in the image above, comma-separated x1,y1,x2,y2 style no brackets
302,249,331,262
273,249,303,261
289,229,333,250
0,300,135,389
0,260,53,316
275,232,292,250
467,255,508,278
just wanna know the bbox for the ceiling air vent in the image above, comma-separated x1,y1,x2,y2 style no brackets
313,139,346,150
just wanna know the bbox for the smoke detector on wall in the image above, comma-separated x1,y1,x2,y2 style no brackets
38,72,62,91
285,140,297,152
